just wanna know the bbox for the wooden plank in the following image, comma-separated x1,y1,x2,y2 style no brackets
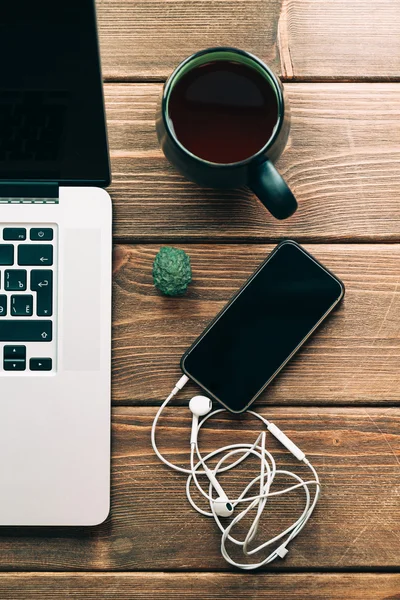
277,0,400,81
105,83,400,242
96,0,400,81
0,407,398,570
97,0,282,82
112,243,400,405
1,572,400,599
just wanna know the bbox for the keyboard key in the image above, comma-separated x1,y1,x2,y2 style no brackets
30,228,53,241
0,295,6,316
3,228,26,241
4,345,26,359
18,244,53,266
5,269,27,291
4,359,25,371
11,295,33,316
0,245,14,265
0,320,52,341
31,270,53,316
30,358,52,371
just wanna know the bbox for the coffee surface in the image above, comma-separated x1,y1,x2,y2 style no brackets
168,60,278,164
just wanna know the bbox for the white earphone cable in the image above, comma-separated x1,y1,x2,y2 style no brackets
151,376,321,570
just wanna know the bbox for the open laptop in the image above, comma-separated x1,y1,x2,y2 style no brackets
0,0,112,525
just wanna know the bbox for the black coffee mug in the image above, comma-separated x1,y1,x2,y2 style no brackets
156,47,296,220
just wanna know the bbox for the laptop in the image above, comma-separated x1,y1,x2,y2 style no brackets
0,0,112,525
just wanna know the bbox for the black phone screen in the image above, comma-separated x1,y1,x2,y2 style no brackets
181,241,344,413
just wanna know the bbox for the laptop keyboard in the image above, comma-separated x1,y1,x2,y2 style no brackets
0,224,57,374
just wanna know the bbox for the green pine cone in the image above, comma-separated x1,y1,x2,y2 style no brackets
153,246,192,296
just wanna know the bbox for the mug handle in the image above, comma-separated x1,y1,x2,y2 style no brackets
249,160,297,220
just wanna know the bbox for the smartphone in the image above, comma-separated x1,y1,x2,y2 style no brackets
181,240,344,413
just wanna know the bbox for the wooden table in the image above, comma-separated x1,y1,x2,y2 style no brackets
3,1,400,598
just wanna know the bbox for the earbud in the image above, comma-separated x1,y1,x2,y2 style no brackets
189,395,212,444
203,464,234,518
189,396,234,518
213,496,234,518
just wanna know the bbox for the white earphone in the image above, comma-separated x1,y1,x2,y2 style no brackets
189,396,212,444
151,375,321,570
189,396,234,518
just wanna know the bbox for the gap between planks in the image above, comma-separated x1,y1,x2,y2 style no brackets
103,76,400,84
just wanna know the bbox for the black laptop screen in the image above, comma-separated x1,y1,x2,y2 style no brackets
0,0,110,185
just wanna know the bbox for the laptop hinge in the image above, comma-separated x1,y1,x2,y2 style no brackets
0,182,59,204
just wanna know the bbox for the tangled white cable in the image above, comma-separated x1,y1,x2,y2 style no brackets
151,375,321,570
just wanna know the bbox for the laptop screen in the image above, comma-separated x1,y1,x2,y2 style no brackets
0,0,110,186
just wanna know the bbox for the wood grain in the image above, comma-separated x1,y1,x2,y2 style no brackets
96,0,400,81
105,83,400,242
112,243,400,405
1,572,400,599
96,0,281,82
0,407,398,570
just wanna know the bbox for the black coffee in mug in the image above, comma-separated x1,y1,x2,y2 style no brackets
157,47,297,220
168,60,279,164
